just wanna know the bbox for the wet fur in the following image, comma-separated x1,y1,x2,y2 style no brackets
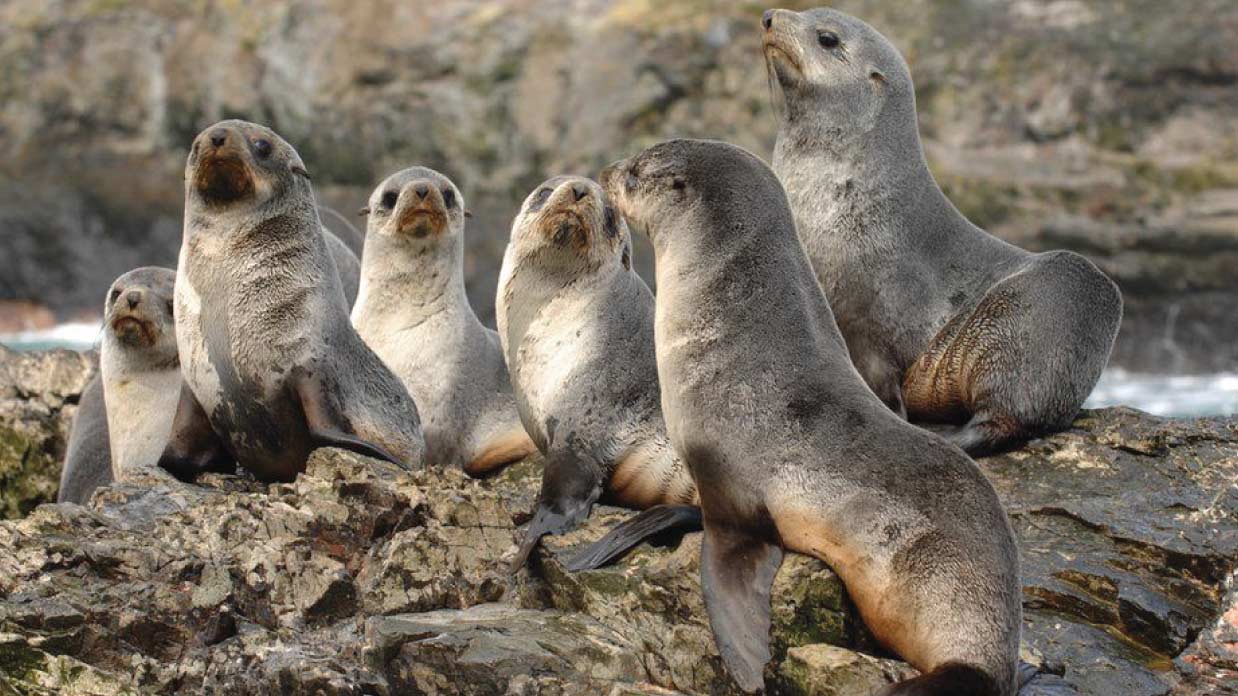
767,8,1121,455
602,139,1020,695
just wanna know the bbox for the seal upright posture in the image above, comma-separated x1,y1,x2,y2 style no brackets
764,7,1122,455
162,119,425,482
498,175,699,570
352,166,536,474
602,139,1021,695
58,373,111,503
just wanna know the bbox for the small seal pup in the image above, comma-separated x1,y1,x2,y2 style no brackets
764,7,1122,455
601,139,1021,695
352,166,536,474
162,119,425,482
58,373,111,503
498,175,699,570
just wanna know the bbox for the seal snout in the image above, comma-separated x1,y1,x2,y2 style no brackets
193,126,256,204
393,179,449,239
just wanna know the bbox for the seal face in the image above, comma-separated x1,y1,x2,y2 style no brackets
352,166,535,473
601,138,1021,695
164,119,425,482
499,175,698,571
765,7,1122,455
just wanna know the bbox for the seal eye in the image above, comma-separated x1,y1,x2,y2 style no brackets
109,289,121,305
253,139,273,158
381,191,398,209
818,31,840,49
529,187,552,212
671,179,686,191
442,188,456,209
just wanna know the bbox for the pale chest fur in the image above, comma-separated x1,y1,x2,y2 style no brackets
101,344,182,480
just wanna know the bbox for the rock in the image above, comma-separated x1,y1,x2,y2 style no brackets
0,348,1236,694
0,346,95,518
1,0,1235,371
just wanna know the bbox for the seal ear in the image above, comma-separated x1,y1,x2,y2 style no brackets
358,207,371,217
464,209,473,219
291,165,312,181
869,70,887,84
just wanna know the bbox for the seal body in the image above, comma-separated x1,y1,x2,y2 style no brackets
58,373,111,503
765,7,1121,455
602,139,1021,695
352,166,535,473
98,267,184,483
499,176,698,569
323,225,361,308
166,120,424,482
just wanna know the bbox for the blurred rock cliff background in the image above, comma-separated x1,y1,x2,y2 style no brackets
0,0,1235,372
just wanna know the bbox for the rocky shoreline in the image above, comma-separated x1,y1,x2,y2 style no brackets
0,348,1235,694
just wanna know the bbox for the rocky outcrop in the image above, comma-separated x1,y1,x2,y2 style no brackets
0,347,95,519
0,346,1235,694
2,0,1236,370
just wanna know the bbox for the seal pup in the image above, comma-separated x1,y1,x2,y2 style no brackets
764,7,1122,455
58,373,111,503
162,119,425,482
352,166,536,474
601,139,1021,695
498,175,699,570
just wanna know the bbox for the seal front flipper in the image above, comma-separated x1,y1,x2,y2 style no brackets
290,366,405,468
159,382,232,481
701,522,784,694
510,449,604,573
567,504,703,571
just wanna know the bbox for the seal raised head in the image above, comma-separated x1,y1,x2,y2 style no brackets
163,119,425,481
764,7,1122,455
601,138,1021,695
499,175,699,571
352,166,536,474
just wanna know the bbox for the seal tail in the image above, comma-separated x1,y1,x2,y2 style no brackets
879,663,1005,696
567,504,703,571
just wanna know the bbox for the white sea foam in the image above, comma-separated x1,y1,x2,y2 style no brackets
0,322,102,352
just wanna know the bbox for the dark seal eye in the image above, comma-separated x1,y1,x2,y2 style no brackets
671,179,686,191
109,289,121,305
528,187,552,212
818,31,840,49
381,191,398,209
253,139,273,158
442,188,456,209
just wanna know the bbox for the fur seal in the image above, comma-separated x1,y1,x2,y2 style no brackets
58,373,111,503
498,175,699,570
352,166,536,474
322,224,361,307
764,7,1122,455
601,139,1021,695
161,119,425,482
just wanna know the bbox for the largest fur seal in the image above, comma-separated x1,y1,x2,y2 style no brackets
602,139,1021,695
162,120,424,481
352,166,536,474
764,7,1122,455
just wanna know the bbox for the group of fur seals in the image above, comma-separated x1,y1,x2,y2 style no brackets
601,138,1022,695
764,7,1121,455
497,175,699,569
49,7,1128,695
352,167,536,473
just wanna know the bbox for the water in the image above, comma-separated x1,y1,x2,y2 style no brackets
1,325,1235,419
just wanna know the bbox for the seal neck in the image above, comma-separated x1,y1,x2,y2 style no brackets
355,231,473,328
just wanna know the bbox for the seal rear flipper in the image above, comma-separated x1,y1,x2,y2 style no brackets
290,366,405,468
701,523,784,693
877,662,1003,696
509,449,603,573
567,504,703,571
158,382,233,481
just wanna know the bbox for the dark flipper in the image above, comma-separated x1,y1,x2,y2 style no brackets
566,504,703,571
946,411,1026,458
700,522,784,693
877,662,1002,696
290,366,404,468
509,449,604,574
158,382,233,481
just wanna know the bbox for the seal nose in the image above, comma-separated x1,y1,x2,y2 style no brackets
762,9,775,30
414,183,430,200
572,183,590,202
126,289,143,309
209,129,228,148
